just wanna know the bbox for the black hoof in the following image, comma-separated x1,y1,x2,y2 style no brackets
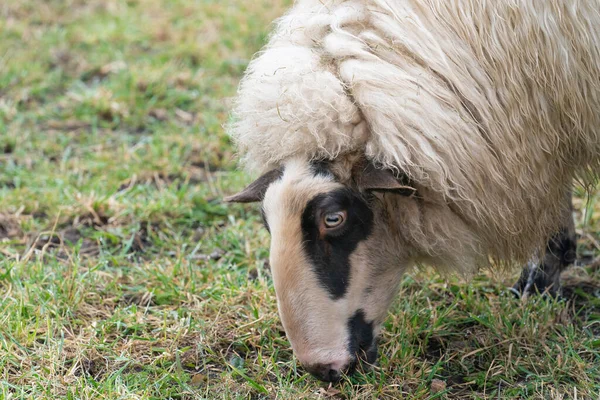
512,261,562,299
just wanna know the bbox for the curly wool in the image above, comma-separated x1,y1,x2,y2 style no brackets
228,0,600,268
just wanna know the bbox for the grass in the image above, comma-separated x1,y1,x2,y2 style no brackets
0,0,599,398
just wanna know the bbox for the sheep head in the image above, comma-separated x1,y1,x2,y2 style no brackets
226,157,416,382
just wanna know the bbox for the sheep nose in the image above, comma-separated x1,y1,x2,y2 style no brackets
304,363,342,382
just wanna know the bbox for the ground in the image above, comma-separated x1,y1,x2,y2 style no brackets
0,0,599,399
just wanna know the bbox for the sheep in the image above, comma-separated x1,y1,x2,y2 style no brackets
225,0,600,382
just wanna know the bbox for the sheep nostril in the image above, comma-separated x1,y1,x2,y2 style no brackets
304,363,342,382
328,368,341,382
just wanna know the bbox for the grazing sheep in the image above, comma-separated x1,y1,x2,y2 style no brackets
226,0,600,382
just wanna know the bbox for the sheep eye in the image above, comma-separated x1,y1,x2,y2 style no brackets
323,211,346,229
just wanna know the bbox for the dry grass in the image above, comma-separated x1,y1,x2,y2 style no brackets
0,0,599,398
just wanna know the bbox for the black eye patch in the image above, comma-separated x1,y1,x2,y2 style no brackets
300,188,374,299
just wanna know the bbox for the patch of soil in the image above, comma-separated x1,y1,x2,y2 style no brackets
0,214,23,239
26,211,112,258
148,108,168,121
126,221,159,255
190,248,225,262
423,335,445,362
0,181,17,189
120,291,156,307
79,355,112,380
31,211,48,219
180,348,206,373
446,374,466,386
184,141,231,171
44,119,91,132
188,158,226,171
3,142,15,154
248,268,258,281
72,211,110,227
27,209,166,261
32,227,99,258
117,170,207,192
80,60,127,83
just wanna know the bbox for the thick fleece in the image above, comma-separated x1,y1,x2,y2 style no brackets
229,0,600,269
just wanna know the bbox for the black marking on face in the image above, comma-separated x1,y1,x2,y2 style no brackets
310,160,333,178
347,310,377,364
300,188,373,299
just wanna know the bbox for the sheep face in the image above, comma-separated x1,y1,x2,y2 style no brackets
226,158,414,381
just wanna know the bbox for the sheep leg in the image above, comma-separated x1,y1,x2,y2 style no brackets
512,192,576,298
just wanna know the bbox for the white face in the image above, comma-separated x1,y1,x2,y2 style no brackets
259,160,408,381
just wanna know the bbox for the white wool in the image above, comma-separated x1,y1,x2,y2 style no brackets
228,0,600,266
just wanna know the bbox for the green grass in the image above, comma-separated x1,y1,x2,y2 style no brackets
1,0,599,398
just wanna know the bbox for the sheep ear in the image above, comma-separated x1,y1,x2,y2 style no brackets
224,169,283,203
358,163,416,196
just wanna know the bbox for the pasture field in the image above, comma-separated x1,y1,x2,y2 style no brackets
1,1,599,398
